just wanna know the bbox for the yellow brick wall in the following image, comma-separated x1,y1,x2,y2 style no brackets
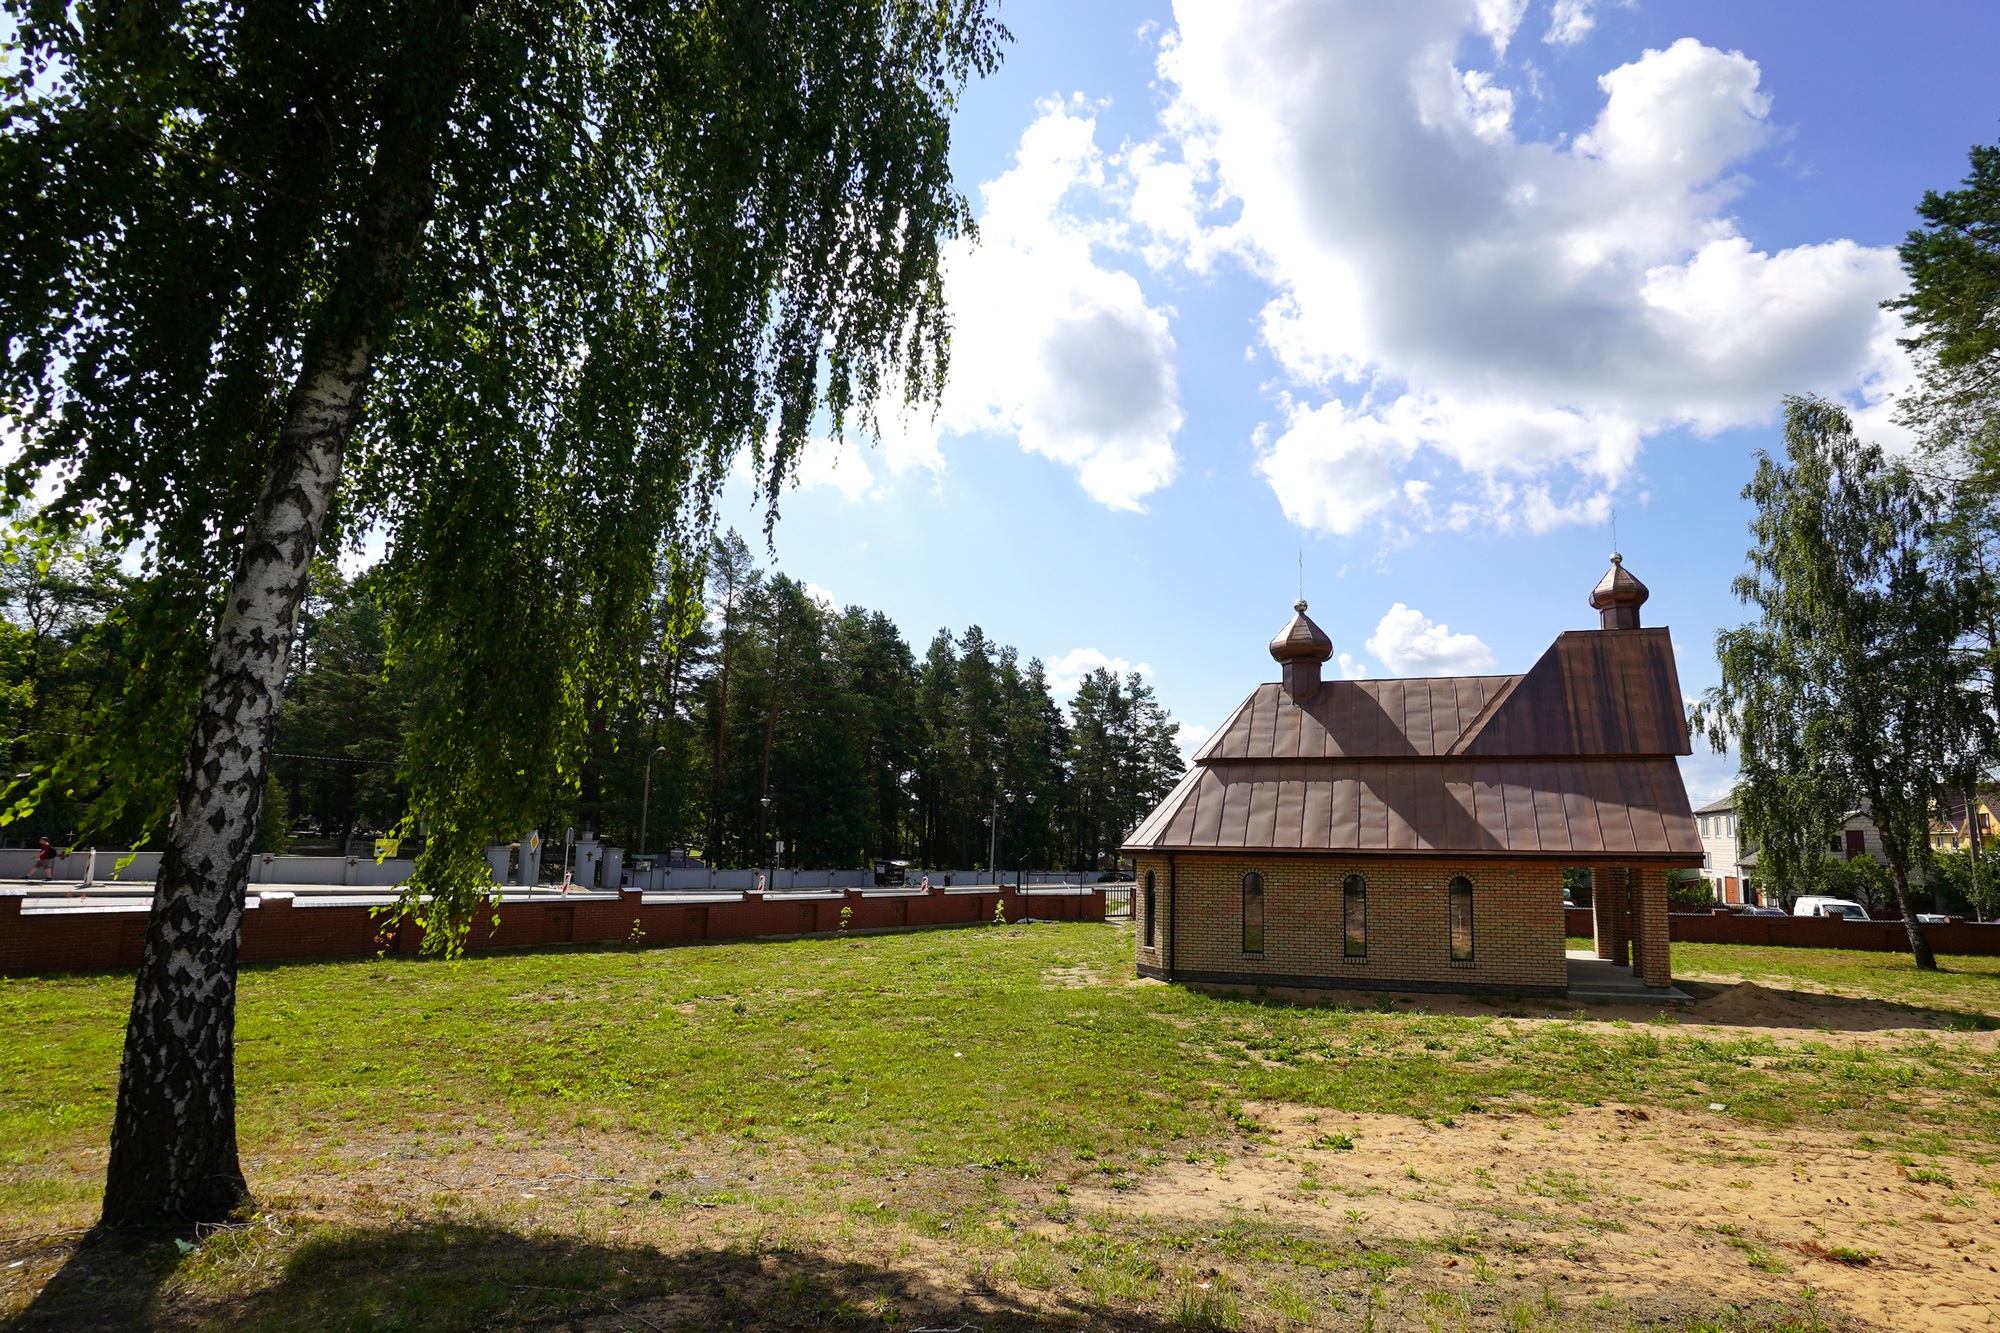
1132,854,1567,995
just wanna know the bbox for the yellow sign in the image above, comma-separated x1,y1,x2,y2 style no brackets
373,837,402,861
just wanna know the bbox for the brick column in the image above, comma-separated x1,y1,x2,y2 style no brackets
1593,868,1630,966
1634,866,1672,988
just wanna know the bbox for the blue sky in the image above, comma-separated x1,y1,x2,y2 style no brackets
715,0,2000,803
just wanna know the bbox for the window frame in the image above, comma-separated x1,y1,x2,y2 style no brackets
1241,871,1264,954
1142,870,1156,948
1342,873,1367,958
1448,875,1474,962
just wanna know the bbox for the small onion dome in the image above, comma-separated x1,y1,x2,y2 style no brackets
1270,599,1334,664
1590,554,1649,630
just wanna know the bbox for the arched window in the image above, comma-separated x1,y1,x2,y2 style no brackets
1448,875,1474,961
1241,871,1264,954
1143,870,1156,948
1342,874,1367,957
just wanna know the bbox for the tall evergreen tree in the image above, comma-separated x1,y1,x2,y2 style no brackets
1892,142,2000,458
1893,142,2000,885
1064,668,1182,873
271,569,410,849
832,607,921,859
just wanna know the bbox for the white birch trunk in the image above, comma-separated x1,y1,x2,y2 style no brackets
100,344,371,1224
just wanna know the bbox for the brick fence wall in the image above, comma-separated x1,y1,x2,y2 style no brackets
0,885,1104,977
1563,905,2000,955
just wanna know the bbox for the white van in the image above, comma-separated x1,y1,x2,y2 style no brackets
1793,897,1869,920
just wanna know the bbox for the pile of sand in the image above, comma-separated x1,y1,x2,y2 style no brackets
1689,981,1827,1028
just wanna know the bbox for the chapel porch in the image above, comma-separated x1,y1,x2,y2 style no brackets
1565,950,1693,1002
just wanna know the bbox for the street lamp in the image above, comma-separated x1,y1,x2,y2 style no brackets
1019,792,1035,891
988,790,1016,884
638,744,668,859
759,795,773,891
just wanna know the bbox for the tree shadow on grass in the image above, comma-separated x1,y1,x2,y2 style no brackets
2,1225,176,1333
4,1219,1192,1332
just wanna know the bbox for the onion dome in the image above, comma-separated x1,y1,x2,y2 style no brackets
1269,599,1334,664
1590,554,1649,630
1270,599,1333,700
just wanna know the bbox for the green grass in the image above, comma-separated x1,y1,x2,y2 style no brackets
7,928,1999,1188
7,929,2000,1201
1669,941,2000,1017
3,926,1996,1330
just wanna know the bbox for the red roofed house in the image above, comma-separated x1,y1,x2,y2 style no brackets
1124,559,1701,998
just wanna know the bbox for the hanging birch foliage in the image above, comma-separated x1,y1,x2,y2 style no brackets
2,0,1003,1224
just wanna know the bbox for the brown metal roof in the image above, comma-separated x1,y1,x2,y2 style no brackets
1190,629,1688,764
1125,757,1699,858
1454,629,1689,758
1131,623,1699,860
1194,676,1517,760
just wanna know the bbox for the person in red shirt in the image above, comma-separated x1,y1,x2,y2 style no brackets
29,837,57,882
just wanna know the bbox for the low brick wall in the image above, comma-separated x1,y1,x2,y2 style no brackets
1667,910,2000,954
0,885,1104,976
1565,904,2000,955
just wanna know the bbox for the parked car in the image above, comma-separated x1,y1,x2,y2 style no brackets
1793,896,1869,920
1741,905,1788,916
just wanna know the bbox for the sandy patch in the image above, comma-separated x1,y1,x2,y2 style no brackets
1077,1099,1999,1333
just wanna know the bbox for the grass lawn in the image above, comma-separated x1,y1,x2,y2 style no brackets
4,923,1999,1331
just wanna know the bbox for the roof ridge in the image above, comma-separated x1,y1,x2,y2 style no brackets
1190,689,1263,763
1444,673,1526,755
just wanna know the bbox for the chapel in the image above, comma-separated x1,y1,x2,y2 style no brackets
1123,558,1701,997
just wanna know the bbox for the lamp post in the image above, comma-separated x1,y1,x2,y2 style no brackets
988,790,1015,886
638,744,668,860
759,795,772,891
1019,792,1035,891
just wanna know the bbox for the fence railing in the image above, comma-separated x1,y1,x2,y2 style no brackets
1102,885,1132,919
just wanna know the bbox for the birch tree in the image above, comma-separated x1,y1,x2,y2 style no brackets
1699,397,1990,969
1,0,1002,1224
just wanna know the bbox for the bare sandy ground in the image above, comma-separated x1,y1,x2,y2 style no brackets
1071,1092,1997,1332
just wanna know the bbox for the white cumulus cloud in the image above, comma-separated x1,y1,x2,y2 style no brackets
1176,721,1214,759
1138,3,1907,534
1545,0,1602,45
1366,603,1497,676
791,436,878,504
1046,646,1152,698
811,102,1184,511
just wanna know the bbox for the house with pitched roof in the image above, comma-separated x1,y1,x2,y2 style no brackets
1123,559,1701,998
